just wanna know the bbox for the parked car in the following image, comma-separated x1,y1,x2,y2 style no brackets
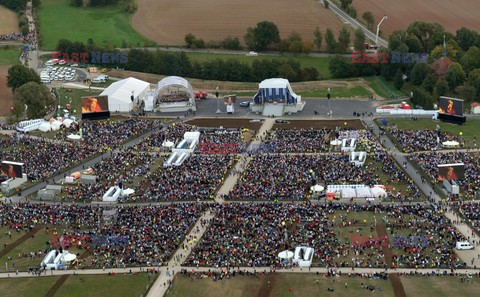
239,101,250,107
247,51,258,56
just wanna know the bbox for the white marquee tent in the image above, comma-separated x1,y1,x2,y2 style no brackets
100,77,150,112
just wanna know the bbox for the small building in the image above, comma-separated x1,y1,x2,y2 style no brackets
100,77,150,112
431,56,453,80
471,102,480,114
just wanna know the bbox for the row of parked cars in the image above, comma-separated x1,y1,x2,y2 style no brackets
40,66,76,84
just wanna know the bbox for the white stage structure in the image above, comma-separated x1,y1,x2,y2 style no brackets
251,78,305,116
154,76,196,113
100,77,150,112
16,119,43,132
103,186,122,202
349,151,367,166
327,184,387,200
293,246,314,267
41,249,76,269
341,138,356,152
164,131,200,167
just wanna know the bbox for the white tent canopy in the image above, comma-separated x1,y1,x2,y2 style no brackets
100,77,150,112
154,76,194,101
310,185,324,192
278,250,294,259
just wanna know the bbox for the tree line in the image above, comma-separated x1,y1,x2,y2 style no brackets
328,21,480,108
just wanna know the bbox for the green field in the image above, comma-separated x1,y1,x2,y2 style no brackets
401,275,480,297
54,273,154,297
365,76,406,99
183,52,336,80
57,87,103,115
38,0,153,50
167,274,394,297
384,118,480,147
235,86,372,98
0,276,60,297
0,46,20,66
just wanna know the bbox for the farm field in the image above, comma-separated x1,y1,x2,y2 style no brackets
353,0,480,36
0,5,19,35
132,0,348,46
167,274,394,297
38,0,153,50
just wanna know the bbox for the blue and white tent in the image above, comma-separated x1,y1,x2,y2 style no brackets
253,78,300,105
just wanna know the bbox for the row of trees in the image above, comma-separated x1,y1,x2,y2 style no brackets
6,65,53,120
329,21,480,108
56,39,319,82
70,0,137,13
184,34,241,50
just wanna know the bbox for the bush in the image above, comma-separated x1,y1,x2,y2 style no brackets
222,36,242,50
70,0,83,7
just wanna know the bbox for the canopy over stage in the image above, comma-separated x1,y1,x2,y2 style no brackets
251,78,305,116
154,76,196,112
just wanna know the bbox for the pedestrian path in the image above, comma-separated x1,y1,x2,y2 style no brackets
146,210,214,297
214,118,275,203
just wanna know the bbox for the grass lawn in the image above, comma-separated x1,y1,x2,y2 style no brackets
384,118,480,147
55,273,154,297
401,275,480,297
0,227,28,249
0,276,60,297
167,274,394,297
183,52,336,80
365,76,405,99
38,0,153,50
0,46,20,66
235,86,371,98
57,87,103,115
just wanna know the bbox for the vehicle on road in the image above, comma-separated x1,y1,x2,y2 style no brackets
239,101,250,107
247,51,258,56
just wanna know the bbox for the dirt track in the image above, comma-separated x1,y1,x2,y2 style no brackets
353,0,480,36
186,118,263,130
0,65,14,116
132,0,347,46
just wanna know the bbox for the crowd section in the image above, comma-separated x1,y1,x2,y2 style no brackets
134,123,193,151
196,129,245,154
159,93,190,103
389,129,463,152
0,33,22,40
62,149,158,201
133,155,235,201
223,152,421,201
261,129,381,153
0,203,206,268
0,135,97,181
454,202,480,234
409,152,479,199
185,203,466,269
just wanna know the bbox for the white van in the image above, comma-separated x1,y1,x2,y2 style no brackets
456,241,474,250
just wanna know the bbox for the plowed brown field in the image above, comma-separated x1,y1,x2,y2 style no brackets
132,0,348,46
353,0,480,36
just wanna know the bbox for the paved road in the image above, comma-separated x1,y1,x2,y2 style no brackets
326,0,388,48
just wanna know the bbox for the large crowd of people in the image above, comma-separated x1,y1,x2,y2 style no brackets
223,152,421,201
409,152,480,200
185,203,467,269
0,33,22,40
133,155,234,201
389,129,463,152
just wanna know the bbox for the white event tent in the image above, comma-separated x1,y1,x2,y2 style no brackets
100,77,150,112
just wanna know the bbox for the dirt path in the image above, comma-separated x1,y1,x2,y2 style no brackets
257,273,277,297
44,274,69,297
0,226,42,259
376,223,393,267
389,273,407,297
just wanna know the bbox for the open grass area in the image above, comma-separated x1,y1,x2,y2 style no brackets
0,276,60,297
384,118,480,147
0,227,28,249
183,52,336,80
365,76,405,99
401,275,480,297
55,273,154,297
57,87,103,115
235,86,372,98
38,0,153,50
0,46,20,66
167,274,394,297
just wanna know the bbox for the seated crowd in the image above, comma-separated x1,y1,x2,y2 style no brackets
408,152,480,200
185,203,466,269
389,129,463,152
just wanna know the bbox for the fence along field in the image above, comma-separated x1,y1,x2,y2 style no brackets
132,0,347,45
353,0,480,36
